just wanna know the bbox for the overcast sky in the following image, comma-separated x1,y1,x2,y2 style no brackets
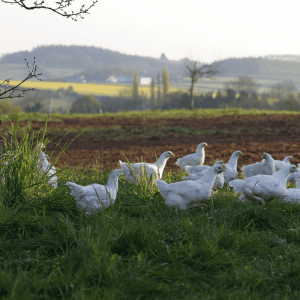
1,0,300,62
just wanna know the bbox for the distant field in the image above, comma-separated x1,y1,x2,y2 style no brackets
3,77,279,99
2,74,285,97
4,80,178,97
171,76,280,93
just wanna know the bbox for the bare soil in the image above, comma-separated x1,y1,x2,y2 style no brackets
2,114,300,173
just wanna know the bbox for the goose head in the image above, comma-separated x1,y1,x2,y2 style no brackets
215,163,227,174
213,160,224,166
111,169,123,177
235,151,243,157
289,165,297,174
165,151,175,158
284,156,292,163
197,142,208,152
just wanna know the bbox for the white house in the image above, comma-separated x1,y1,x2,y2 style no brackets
105,75,117,83
140,77,152,85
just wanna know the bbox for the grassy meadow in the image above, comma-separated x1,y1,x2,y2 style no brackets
3,107,300,124
1,114,300,299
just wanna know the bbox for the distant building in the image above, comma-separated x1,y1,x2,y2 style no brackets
140,77,152,85
160,53,168,60
116,76,134,83
80,75,86,83
106,75,117,83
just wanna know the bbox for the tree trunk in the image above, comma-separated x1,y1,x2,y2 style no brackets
190,80,195,110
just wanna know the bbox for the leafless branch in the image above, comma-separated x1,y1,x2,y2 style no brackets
0,57,42,100
184,60,219,82
1,0,98,21
183,59,220,110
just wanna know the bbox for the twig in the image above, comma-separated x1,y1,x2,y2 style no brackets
0,57,42,100
2,0,98,21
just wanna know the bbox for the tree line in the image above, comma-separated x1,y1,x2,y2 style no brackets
2,72,300,115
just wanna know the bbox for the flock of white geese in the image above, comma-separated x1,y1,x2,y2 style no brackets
3,142,300,215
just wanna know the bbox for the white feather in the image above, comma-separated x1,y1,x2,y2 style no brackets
66,169,123,215
175,142,208,171
119,151,174,184
230,164,297,205
156,164,226,210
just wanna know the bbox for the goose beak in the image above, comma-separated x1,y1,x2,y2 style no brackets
167,152,175,157
239,152,243,156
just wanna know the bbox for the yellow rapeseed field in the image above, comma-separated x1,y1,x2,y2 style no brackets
6,80,178,97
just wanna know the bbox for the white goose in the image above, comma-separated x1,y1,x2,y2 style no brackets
36,151,58,188
281,172,300,204
287,168,300,186
33,144,57,188
241,152,275,178
66,169,123,215
229,164,297,206
1,143,57,188
119,151,174,184
185,161,218,174
223,150,243,183
183,160,224,188
175,142,208,171
156,163,227,210
274,156,292,171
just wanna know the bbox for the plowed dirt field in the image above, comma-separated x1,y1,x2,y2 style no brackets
2,113,300,173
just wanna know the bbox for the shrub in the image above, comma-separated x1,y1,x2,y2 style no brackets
69,94,101,114
21,98,44,113
0,99,23,114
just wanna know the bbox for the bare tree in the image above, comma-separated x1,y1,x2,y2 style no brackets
184,60,219,110
1,0,98,21
0,57,42,100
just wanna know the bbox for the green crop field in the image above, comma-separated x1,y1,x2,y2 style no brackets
1,113,300,299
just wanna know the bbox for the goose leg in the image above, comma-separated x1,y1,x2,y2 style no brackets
245,194,266,207
187,202,208,210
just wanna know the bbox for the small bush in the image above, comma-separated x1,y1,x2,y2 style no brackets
70,94,101,114
0,99,23,114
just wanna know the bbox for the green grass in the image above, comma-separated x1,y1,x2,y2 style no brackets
1,118,300,299
2,107,300,123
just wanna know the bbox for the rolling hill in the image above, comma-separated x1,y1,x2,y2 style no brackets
1,46,300,90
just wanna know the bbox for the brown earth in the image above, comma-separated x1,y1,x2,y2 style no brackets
2,114,300,173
